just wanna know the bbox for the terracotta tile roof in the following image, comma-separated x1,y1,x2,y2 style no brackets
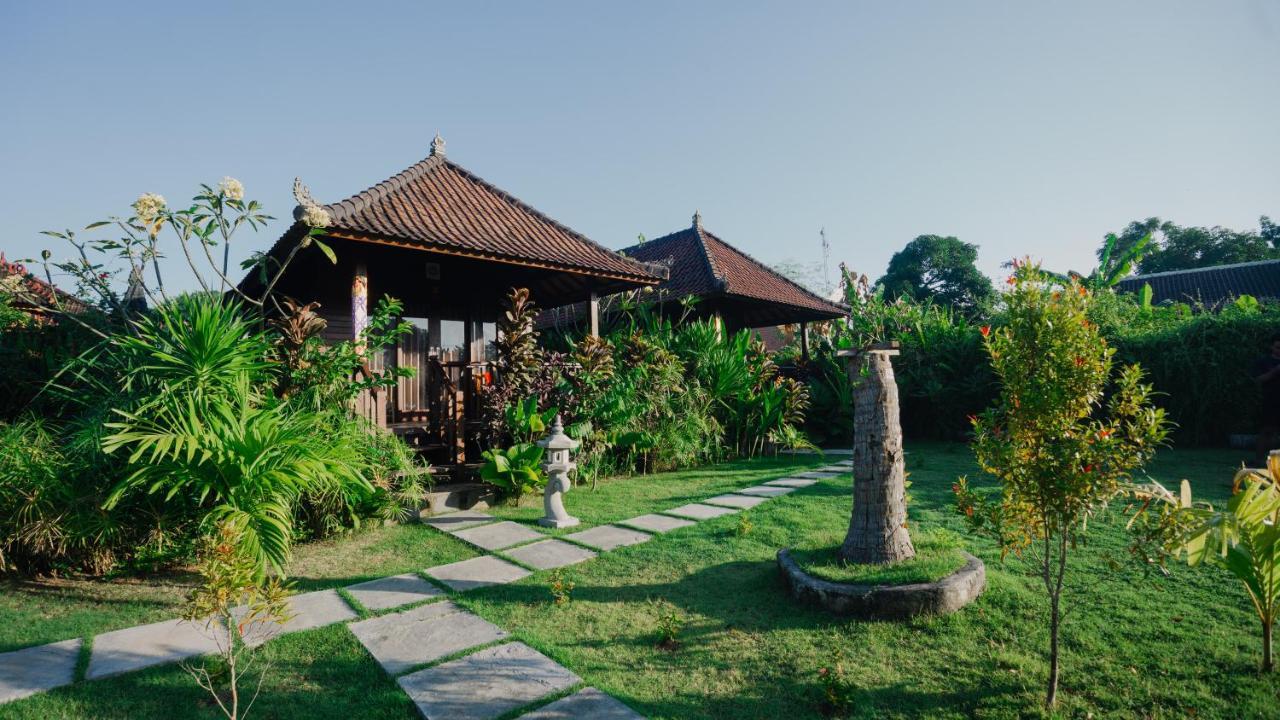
296,139,660,284
1115,259,1280,309
617,216,846,321
0,253,89,316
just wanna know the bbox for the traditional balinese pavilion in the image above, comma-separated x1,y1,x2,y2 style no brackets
543,213,846,356
244,135,663,468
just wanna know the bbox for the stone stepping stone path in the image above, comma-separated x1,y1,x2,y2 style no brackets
87,617,222,680
346,572,444,611
618,513,696,533
0,639,81,703
423,510,498,531
452,520,547,551
505,539,597,570
765,478,819,488
563,524,652,551
240,589,359,647
816,465,850,472
349,600,508,676
734,485,796,498
518,687,645,719
428,555,532,592
792,471,843,479
2,468,829,713
663,502,739,520
702,493,769,509
398,642,580,720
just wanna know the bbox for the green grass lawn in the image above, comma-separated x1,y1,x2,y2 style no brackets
456,443,1279,719
5,446,1278,719
788,527,969,585
0,521,480,653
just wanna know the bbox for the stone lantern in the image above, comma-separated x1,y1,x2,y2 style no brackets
536,415,580,528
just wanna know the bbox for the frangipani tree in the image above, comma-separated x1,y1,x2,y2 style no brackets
954,261,1169,708
1130,455,1280,672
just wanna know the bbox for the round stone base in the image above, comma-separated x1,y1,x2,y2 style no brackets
538,516,580,529
776,548,985,620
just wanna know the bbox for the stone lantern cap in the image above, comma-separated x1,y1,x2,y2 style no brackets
536,416,580,451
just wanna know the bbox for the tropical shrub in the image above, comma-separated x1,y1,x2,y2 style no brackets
103,371,371,576
952,263,1169,708
0,417,171,575
2,179,425,578
805,266,993,443
479,443,545,502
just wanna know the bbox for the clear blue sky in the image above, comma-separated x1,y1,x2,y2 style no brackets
2,1,1277,294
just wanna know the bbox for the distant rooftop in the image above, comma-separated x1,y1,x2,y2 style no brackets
1115,258,1280,308
616,213,847,324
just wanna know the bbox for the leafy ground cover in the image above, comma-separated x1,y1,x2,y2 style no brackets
6,447,1278,719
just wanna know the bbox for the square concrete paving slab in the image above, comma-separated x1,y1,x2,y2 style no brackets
427,555,532,592
397,642,580,720
663,503,739,520
348,600,507,676
563,524,652,551
452,521,546,550
765,478,819,488
735,485,796,498
793,471,842,479
0,638,81,703
817,465,851,473
346,573,444,612
702,493,769,509
518,687,645,719
618,513,696,534
87,617,222,680
422,510,497,532
504,539,597,570
239,589,358,647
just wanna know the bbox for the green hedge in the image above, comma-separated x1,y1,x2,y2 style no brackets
805,291,1280,447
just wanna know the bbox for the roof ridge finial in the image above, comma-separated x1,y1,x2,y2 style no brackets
431,131,446,158
692,209,702,229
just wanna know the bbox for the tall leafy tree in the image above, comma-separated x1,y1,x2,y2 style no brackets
1108,217,1279,274
877,235,994,316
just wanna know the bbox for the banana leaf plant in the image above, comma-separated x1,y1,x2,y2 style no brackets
1047,232,1152,290
1130,456,1280,671
479,443,545,503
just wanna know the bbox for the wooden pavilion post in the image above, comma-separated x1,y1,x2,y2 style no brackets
799,321,810,361
352,262,368,351
589,292,600,338
351,262,387,429
836,342,915,564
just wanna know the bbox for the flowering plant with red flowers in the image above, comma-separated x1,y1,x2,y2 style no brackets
953,260,1169,708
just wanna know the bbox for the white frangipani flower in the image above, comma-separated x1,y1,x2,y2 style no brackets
219,177,244,202
132,193,167,225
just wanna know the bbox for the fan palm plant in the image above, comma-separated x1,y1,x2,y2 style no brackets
103,378,369,576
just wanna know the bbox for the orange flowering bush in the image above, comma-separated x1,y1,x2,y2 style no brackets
953,261,1169,708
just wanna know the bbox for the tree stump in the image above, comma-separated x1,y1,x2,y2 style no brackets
838,348,916,564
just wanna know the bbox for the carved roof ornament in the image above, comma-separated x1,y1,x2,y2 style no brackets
431,132,446,158
692,209,702,229
292,177,323,221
